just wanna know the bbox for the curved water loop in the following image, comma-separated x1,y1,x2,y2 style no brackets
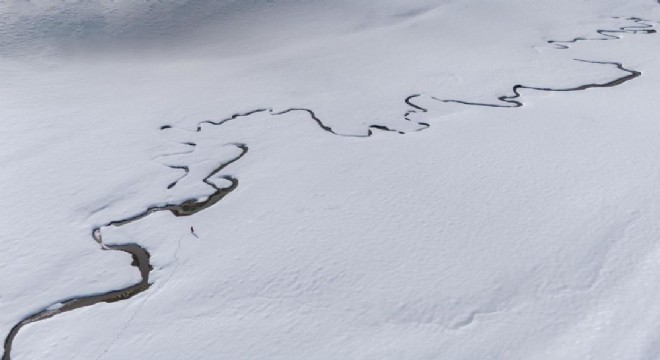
438,60,640,108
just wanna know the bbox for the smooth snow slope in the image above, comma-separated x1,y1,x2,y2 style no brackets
2,0,660,359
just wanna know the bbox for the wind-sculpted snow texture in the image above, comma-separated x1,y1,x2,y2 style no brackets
3,1,660,359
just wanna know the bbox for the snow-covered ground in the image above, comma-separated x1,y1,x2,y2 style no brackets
2,0,660,359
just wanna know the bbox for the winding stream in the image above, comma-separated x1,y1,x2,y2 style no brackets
2,16,657,360
548,17,655,49
2,244,150,360
2,145,249,360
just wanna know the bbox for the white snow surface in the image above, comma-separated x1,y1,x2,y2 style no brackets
3,0,660,359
